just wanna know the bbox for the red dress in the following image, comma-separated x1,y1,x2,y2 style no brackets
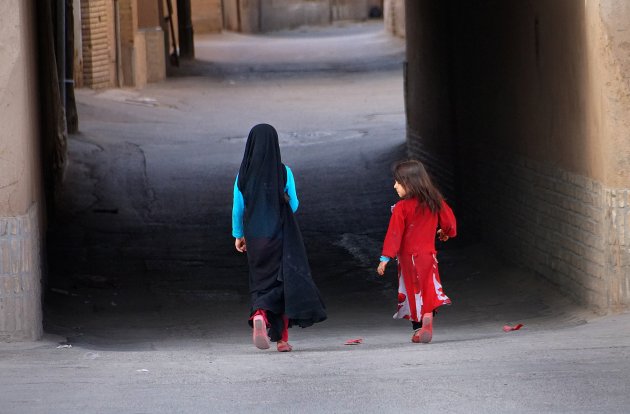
381,198,456,322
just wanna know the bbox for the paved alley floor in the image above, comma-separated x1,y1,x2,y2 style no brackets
1,22,629,414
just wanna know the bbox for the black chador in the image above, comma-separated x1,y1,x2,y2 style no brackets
235,124,326,343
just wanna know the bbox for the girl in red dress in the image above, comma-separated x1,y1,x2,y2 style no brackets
377,160,456,343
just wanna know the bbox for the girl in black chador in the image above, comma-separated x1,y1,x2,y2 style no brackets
232,124,326,352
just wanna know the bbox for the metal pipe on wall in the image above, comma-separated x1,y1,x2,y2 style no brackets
258,0,262,32
72,0,82,86
177,0,194,59
114,0,124,87
56,0,67,118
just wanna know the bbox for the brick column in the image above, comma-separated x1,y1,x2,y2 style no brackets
80,0,112,88
598,0,630,310
606,191,630,308
119,0,147,87
384,0,405,38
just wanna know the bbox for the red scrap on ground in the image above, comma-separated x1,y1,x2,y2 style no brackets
503,323,524,332
344,338,363,345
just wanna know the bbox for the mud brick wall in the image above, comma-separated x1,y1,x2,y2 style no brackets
407,127,457,203
80,0,112,88
0,206,42,341
409,138,629,312
459,151,607,309
404,0,630,312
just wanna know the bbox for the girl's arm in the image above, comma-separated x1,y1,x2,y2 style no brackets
285,166,299,212
232,175,245,239
377,260,388,276
381,202,405,259
377,204,404,276
438,200,457,238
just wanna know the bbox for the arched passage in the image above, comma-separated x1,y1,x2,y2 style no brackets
44,22,413,345
404,0,630,312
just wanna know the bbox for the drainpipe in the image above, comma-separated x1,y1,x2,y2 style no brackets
236,0,241,32
177,0,194,59
329,0,334,24
114,0,124,87
56,0,66,116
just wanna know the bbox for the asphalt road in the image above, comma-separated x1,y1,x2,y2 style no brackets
1,22,629,414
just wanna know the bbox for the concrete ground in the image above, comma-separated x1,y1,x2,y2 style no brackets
1,22,629,414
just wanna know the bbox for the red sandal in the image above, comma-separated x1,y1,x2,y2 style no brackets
411,328,421,343
418,313,433,344
277,340,293,352
252,314,270,350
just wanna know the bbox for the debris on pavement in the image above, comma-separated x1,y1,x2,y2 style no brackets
503,323,524,332
124,97,158,107
344,338,363,345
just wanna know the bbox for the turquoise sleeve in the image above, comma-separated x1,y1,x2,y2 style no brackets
233,167,298,238
285,166,299,212
232,175,245,238
380,256,391,263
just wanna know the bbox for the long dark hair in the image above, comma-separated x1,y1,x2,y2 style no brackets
393,160,443,213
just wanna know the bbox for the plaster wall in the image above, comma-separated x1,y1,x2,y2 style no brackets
405,0,630,311
595,0,630,189
226,0,375,33
73,0,84,87
331,0,368,21
222,0,239,31
259,0,330,32
0,0,44,340
142,28,166,82
238,0,262,33
594,0,630,310
0,0,41,216
138,0,160,27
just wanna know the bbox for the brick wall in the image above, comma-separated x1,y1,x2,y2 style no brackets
0,206,42,341
409,138,630,311
404,1,630,312
80,0,111,88
119,0,137,45
407,127,457,202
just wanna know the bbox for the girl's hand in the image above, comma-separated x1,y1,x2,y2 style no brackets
437,229,449,242
235,237,247,253
377,261,388,276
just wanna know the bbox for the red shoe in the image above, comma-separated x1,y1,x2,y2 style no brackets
277,340,293,352
419,313,433,343
252,314,270,350
411,328,421,343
